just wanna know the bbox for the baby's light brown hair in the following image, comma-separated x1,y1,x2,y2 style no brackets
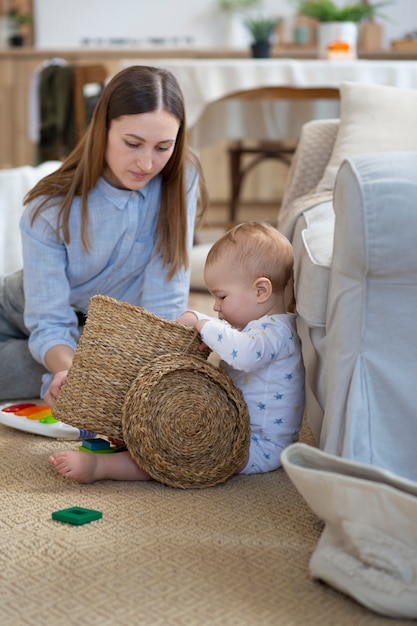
205,222,293,294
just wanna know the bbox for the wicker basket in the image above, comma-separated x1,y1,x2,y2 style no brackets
122,354,250,489
53,295,209,441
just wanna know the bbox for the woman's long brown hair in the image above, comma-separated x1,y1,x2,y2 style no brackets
25,65,208,279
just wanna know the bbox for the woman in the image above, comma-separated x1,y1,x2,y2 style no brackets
0,65,208,403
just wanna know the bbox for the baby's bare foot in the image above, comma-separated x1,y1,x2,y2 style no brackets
48,450,101,483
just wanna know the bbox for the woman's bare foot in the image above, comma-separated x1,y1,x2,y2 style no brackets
48,449,152,483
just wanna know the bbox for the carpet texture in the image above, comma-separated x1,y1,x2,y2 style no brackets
0,419,409,626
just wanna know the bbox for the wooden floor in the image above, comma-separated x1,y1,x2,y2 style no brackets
197,200,278,232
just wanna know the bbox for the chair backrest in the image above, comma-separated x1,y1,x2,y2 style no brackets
281,119,340,214
278,118,340,240
72,64,107,143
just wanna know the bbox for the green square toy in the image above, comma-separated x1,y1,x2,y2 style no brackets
52,507,102,525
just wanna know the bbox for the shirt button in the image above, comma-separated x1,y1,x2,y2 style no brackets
130,191,137,199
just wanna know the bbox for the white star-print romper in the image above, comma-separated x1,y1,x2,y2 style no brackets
194,312,305,474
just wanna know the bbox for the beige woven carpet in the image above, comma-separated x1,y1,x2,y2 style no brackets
0,419,409,626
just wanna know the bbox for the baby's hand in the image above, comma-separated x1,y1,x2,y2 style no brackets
177,311,209,352
176,311,199,328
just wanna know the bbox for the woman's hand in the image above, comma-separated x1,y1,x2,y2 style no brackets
44,370,68,408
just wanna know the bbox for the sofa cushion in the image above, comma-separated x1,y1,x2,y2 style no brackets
293,200,334,327
316,82,417,193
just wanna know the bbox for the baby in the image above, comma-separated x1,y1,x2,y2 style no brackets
49,222,305,482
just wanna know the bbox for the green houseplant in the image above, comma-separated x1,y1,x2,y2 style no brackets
216,0,261,10
215,0,263,48
292,0,390,58
8,6,32,46
292,0,389,22
243,14,282,57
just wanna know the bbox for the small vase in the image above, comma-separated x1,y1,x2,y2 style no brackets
318,21,358,60
0,16,10,48
224,11,251,49
250,41,271,59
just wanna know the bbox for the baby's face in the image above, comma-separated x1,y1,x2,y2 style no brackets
204,260,259,330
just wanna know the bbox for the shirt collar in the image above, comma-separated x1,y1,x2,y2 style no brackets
96,176,149,210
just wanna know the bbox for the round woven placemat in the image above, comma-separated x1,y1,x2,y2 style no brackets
121,354,250,489
53,295,209,441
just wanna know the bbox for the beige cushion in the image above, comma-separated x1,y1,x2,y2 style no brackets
316,82,417,193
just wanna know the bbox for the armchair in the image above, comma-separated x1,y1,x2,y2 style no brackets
278,81,417,483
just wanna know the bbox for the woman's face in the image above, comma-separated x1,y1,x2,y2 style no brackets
104,110,180,190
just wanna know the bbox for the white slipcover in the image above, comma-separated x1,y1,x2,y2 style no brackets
0,161,61,276
279,119,417,483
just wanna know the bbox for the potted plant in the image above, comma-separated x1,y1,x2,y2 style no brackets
291,0,390,58
243,14,282,57
215,0,262,48
216,0,261,9
8,6,32,46
292,0,388,22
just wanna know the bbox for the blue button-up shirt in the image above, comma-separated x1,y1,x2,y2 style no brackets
20,168,198,375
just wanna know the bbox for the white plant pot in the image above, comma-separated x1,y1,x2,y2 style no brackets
223,11,251,49
0,16,11,48
318,21,358,60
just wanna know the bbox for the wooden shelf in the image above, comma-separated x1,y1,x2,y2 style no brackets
1,46,417,167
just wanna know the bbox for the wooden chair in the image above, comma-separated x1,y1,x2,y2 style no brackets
224,86,340,223
72,64,107,143
228,139,296,223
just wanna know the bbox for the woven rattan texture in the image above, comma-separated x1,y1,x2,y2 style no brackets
278,119,338,241
280,119,339,214
53,295,208,441
122,355,250,489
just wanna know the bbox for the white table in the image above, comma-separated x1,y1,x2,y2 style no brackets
121,58,417,146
